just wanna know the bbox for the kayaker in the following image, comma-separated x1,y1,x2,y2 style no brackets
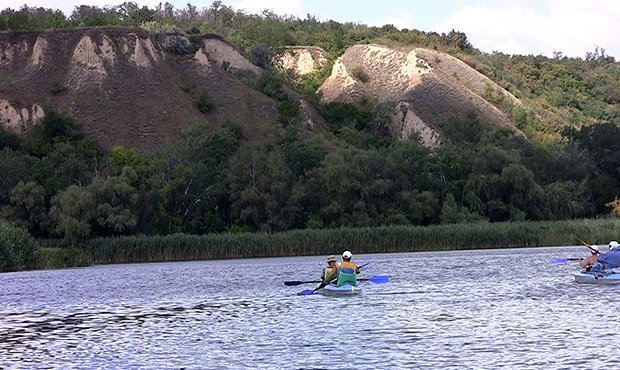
340,250,361,274
328,250,360,287
322,255,339,284
579,241,620,272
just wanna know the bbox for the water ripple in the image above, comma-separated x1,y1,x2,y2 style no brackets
1,248,620,369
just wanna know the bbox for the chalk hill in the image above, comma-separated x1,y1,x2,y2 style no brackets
1,28,528,150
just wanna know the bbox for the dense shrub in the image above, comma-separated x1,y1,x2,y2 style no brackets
195,92,214,113
50,79,66,95
351,66,369,83
0,220,42,272
166,33,194,55
249,43,271,69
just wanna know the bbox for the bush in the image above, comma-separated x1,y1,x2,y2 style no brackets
196,93,214,114
0,220,42,272
0,126,20,150
277,98,300,125
234,69,259,87
258,70,287,100
166,33,194,55
249,43,271,69
50,79,66,95
351,66,369,82
511,105,527,128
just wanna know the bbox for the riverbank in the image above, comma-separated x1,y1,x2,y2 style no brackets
80,218,620,265
4,218,619,272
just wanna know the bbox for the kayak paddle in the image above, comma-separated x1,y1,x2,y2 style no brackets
576,237,600,255
285,261,372,286
286,280,321,286
551,257,581,264
361,275,389,284
298,282,327,296
286,275,389,286
296,275,389,295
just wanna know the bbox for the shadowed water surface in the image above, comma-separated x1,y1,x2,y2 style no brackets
1,246,619,369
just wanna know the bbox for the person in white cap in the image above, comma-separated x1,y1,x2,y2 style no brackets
340,251,360,274
579,240,620,272
328,250,360,286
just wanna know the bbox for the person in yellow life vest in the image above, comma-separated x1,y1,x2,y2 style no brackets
322,255,339,284
336,250,360,286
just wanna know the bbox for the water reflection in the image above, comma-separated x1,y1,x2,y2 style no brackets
1,247,620,369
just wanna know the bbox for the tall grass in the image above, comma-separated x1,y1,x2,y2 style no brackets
82,219,620,264
41,248,92,269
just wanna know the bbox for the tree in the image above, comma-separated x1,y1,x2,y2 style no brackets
33,142,94,196
542,181,593,220
0,148,38,204
70,5,120,27
411,191,440,225
499,163,544,219
50,185,95,246
227,144,294,231
564,123,620,182
3,181,49,236
4,7,28,31
22,108,83,157
155,124,242,234
90,168,139,236
117,2,154,25
108,146,145,175
443,29,472,51
282,137,328,179
440,193,483,224
588,175,618,214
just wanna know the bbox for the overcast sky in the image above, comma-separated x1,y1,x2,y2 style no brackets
3,0,619,58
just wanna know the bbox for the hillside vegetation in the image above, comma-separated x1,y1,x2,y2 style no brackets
1,2,619,262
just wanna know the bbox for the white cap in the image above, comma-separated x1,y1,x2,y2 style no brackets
342,250,352,259
609,241,619,250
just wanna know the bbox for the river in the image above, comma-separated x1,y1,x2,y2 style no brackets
1,246,619,369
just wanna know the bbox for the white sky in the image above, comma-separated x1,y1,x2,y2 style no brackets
2,0,619,58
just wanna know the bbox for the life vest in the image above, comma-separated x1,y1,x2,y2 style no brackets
323,267,336,281
340,261,358,270
336,261,357,286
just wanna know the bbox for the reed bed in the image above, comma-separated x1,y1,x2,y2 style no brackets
40,248,92,269
82,218,620,264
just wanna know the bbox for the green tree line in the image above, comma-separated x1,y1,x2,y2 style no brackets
1,107,619,248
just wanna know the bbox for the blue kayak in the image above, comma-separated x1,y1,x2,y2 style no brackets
316,283,362,296
574,271,620,284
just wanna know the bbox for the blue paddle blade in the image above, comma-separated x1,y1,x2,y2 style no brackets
551,257,581,264
297,289,315,296
369,275,389,284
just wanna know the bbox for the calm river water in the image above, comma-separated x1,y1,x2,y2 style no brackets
1,246,619,369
